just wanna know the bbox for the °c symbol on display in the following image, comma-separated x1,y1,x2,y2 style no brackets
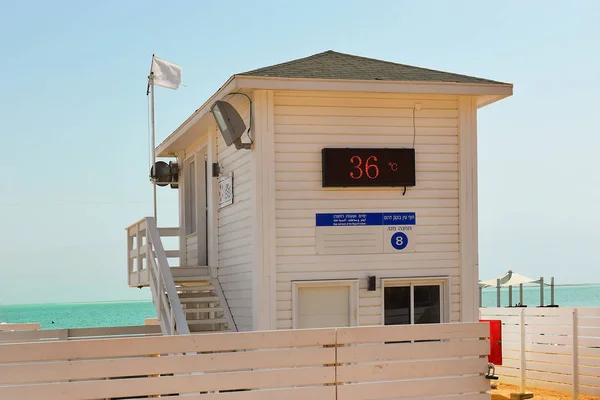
391,232,408,250
388,162,398,172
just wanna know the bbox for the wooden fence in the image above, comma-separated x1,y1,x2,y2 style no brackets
0,322,40,331
480,307,600,398
0,324,161,343
0,322,491,400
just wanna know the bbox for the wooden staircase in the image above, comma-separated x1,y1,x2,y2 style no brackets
173,267,235,333
127,218,236,335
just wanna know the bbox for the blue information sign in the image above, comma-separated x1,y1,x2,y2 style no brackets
316,212,416,227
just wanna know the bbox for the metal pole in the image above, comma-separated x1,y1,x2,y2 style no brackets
150,72,157,222
509,285,513,307
540,277,544,307
520,283,524,306
550,277,555,306
496,278,501,307
479,285,483,308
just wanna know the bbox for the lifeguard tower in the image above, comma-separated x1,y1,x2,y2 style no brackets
126,50,513,335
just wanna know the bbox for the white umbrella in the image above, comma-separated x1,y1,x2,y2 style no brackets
479,270,541,288
479,270,554,308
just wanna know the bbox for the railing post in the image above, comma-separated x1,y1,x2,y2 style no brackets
136,224,142,276
572,308,579,400
520,308,526,393
127,231,133,284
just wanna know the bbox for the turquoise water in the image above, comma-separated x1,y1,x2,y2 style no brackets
0,301,156,330
1,285,599,330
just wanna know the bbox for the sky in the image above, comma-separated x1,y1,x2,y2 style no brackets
1,1,599,305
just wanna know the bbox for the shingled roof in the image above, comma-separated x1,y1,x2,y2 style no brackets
239,50,506,85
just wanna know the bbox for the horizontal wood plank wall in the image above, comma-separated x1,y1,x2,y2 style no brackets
0,322,490,400
480,307,600,397
186,234,199,266
273,91,461,329
216,98,254,331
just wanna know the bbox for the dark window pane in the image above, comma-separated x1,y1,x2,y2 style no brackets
384,286,411,325
414,285,440,324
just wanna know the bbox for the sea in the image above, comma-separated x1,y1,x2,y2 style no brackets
1,284,599,330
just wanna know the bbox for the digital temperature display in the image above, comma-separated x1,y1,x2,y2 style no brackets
322,148,416,187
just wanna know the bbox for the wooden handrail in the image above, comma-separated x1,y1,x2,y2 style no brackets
145,217,190,335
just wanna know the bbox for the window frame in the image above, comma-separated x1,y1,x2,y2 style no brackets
291,279,359,329
380,276,451,325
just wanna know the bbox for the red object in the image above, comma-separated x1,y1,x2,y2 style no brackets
480,319,503,365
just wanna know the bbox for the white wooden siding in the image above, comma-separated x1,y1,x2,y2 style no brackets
216,99,254,331
273,91,462,329
185,234,198,266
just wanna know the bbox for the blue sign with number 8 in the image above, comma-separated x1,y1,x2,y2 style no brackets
391,232,408,250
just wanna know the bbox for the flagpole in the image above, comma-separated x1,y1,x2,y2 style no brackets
149,69,157,222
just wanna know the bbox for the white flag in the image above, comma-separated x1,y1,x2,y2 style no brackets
151,56,182,90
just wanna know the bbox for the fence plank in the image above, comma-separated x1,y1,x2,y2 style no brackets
336,375,489,399
0,325,162,343
580,385,600,398
0,346,335,385
337,357,487,382
337,339,489,363
0,328,336,363
0,323,40,331
577,308,600,317
0,366,336,400
159,386,336,400
336,322,487,344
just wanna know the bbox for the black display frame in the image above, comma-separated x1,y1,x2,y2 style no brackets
321,148,416,188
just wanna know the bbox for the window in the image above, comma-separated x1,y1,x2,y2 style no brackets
184,159,196,235
292,280,358,329
382,278,449,325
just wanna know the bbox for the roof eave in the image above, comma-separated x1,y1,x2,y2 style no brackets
235,75,513,96
157,75,513,156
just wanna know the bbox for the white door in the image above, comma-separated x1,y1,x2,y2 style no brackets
297,286,351,329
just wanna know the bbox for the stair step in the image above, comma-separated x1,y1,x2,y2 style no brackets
173,276,212,283
179,296,220,303
184,307,224,313
177,285,215,292
187,318,228,325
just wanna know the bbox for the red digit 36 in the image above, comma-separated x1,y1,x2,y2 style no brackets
349,155,379,179
365,156,379,179
350,156,363,179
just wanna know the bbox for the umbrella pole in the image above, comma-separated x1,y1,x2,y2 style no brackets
496,278,501,307
519,283,523,306
509,285,513,307
479,286,483,307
